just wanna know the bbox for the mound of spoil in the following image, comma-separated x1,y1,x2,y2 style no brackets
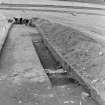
34,18,105,105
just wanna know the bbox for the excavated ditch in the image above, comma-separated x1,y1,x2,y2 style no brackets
33,40,61,70
33,40,69,86
33,39,98,105
30,18,105,105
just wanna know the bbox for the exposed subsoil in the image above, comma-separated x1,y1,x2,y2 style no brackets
33,39,97,105
33,40,61,70
36,19,105,81
0,24,98,105
34,18,105,104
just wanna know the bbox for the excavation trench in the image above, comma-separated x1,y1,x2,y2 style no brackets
33,39,97,105
0,24,98,105
32,39,71,86
33,40,61,70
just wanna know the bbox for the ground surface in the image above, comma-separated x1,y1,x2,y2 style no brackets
0,0,104,4
56,0,104,4
0,1,104,105
0,24,97,105
2,7,105,38
35,19,105,105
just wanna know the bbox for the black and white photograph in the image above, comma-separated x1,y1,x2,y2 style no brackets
0,0,104,105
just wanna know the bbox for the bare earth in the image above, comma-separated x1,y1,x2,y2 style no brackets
1,0,104,4
0,24,97,105
35,18,105,105
0,2,104,104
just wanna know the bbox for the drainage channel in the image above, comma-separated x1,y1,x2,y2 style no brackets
33,39,98,105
